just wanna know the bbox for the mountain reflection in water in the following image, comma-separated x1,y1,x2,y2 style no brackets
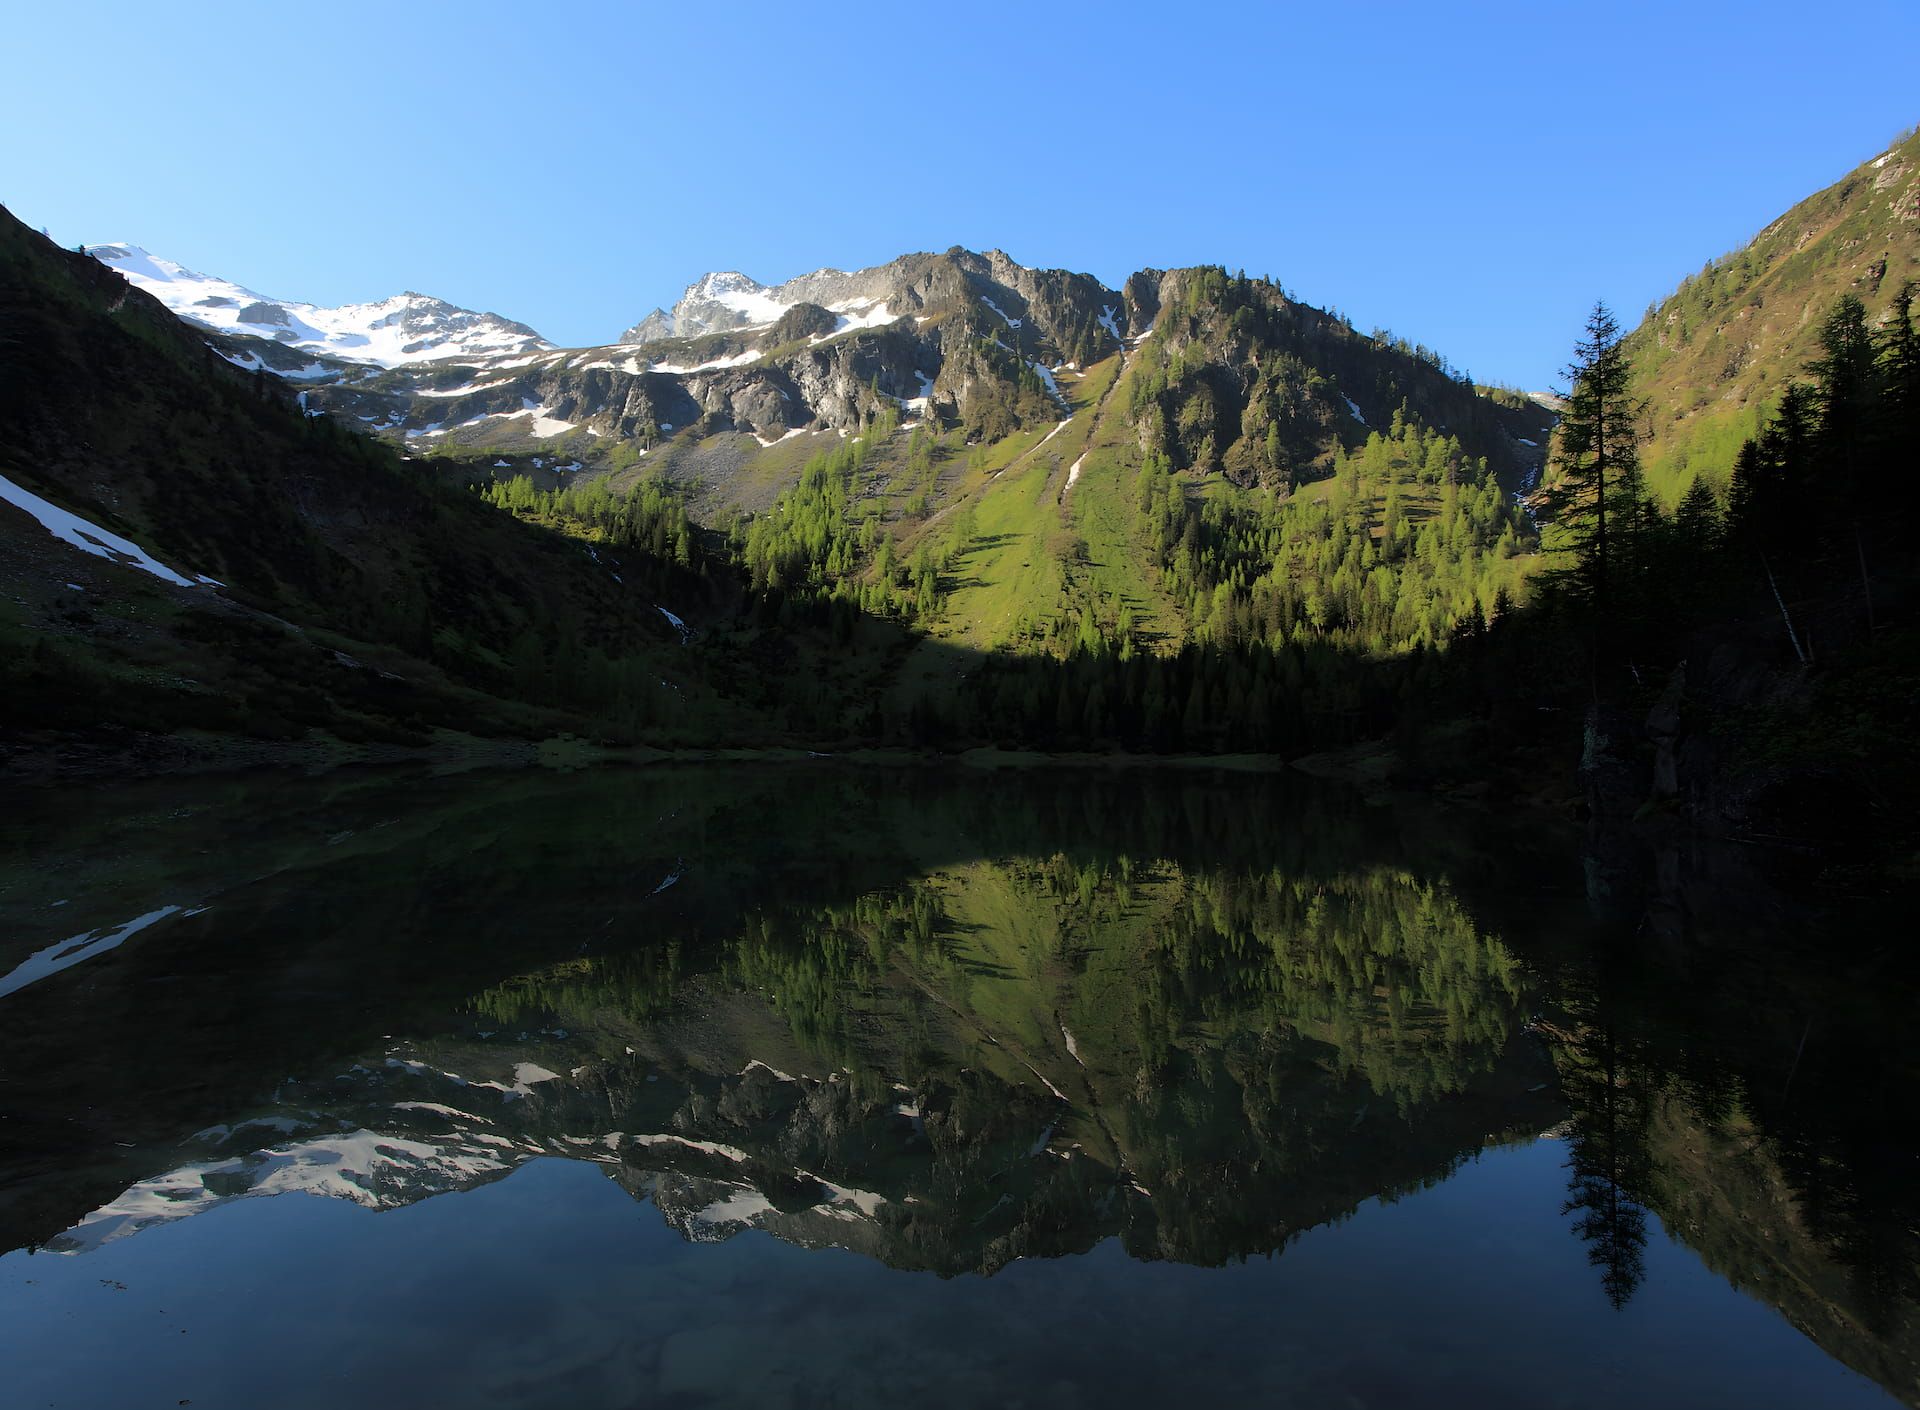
0,765,1912,1408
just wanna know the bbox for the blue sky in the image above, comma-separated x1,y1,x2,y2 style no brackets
4,0,1914,388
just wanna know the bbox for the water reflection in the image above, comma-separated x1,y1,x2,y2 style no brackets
0,765,1913,1406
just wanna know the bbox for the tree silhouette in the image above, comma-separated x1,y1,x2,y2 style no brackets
1541,302,1645,674
1560,1017,1652,1309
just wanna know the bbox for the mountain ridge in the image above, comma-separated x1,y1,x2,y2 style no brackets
617,249,1100,347
84,242,553,367
100,240,1548,512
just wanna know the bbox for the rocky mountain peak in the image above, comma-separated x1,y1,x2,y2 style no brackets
622,308,675,344
691,271,761,297
617,248,1133,365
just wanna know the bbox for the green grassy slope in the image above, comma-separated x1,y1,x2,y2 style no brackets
1063,354,1188,648
875,354,1186,714
1625,127,1920,502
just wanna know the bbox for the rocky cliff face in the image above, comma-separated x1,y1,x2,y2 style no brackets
271,247,1127,451
287,321,947,449
1128,266,1554,488
618,248,1128,366
621,307,675,343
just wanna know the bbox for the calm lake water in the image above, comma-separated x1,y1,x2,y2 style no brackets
0,765,1913,1408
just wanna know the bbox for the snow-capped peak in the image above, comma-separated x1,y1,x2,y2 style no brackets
620,263,909,345
86,243,551,368
690,271,762,299
684,271,794,326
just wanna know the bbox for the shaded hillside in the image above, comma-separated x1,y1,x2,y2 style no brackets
0,208,753,756
1626,127,1920,500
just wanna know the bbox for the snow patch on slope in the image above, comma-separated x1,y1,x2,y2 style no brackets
629,1132,749,1163
657,605,691,642
0,472,218,588
0,906,185,1000
646,349,765,375
416,379,515,397
830,301,898,335
895,368,936,416
1030,362,1069,412
685,271,791,326
807,1174,887,1217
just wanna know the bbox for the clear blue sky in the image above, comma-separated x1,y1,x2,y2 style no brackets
4,0,1914,388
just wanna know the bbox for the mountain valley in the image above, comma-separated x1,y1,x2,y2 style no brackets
1,131,1915,864
5,11,1919,1407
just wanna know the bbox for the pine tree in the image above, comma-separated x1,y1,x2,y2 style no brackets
1726,384,1819,663
1808,295,1878,467
1879,281,1920,440
1543,302,1644,658
1807,295,1883,630
1671,477,1721,560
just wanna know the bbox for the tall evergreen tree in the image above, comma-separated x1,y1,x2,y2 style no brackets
1543,302,1644,661
1808,294,1879,471
1807,295,1883,628
1879,281,1920,441
1726,384,1819,663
